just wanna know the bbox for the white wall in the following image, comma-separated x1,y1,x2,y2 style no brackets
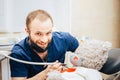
71,0,120,48
0,0,71,32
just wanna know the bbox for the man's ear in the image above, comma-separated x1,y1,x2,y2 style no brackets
25,27,29,35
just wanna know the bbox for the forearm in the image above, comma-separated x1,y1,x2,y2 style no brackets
27,70,48,80
11,61,62,80
11,70,48,80
27,61,62,80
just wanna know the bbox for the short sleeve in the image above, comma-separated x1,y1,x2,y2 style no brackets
64,32,79,52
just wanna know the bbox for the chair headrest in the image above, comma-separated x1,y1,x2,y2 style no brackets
100,48,120,74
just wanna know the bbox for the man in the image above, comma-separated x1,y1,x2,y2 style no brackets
10,9,79,80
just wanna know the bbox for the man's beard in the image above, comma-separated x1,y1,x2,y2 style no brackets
28,37,50,53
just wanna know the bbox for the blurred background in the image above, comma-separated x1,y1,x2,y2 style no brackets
0,0,120,47
0,0,120,79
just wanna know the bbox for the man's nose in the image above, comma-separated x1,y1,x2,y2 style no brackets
40,35,48,42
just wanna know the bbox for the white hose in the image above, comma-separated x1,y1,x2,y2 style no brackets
0,50,55,65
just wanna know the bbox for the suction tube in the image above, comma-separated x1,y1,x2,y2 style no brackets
0,51,55,65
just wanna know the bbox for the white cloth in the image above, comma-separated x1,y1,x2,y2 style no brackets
47,67,102,80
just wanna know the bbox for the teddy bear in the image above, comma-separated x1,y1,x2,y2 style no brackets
46,39,112,80
70,39,112,70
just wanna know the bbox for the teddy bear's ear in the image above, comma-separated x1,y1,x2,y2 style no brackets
70,54,82,66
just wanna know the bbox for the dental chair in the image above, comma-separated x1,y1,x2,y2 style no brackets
100,48,120,80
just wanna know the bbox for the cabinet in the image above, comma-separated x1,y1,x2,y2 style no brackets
0,50,11,80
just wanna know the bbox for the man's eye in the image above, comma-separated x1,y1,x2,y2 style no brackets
47,32,52,35
36,33,41,35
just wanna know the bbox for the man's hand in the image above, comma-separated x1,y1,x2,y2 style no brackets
37,60,63,80
44,60,63,73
